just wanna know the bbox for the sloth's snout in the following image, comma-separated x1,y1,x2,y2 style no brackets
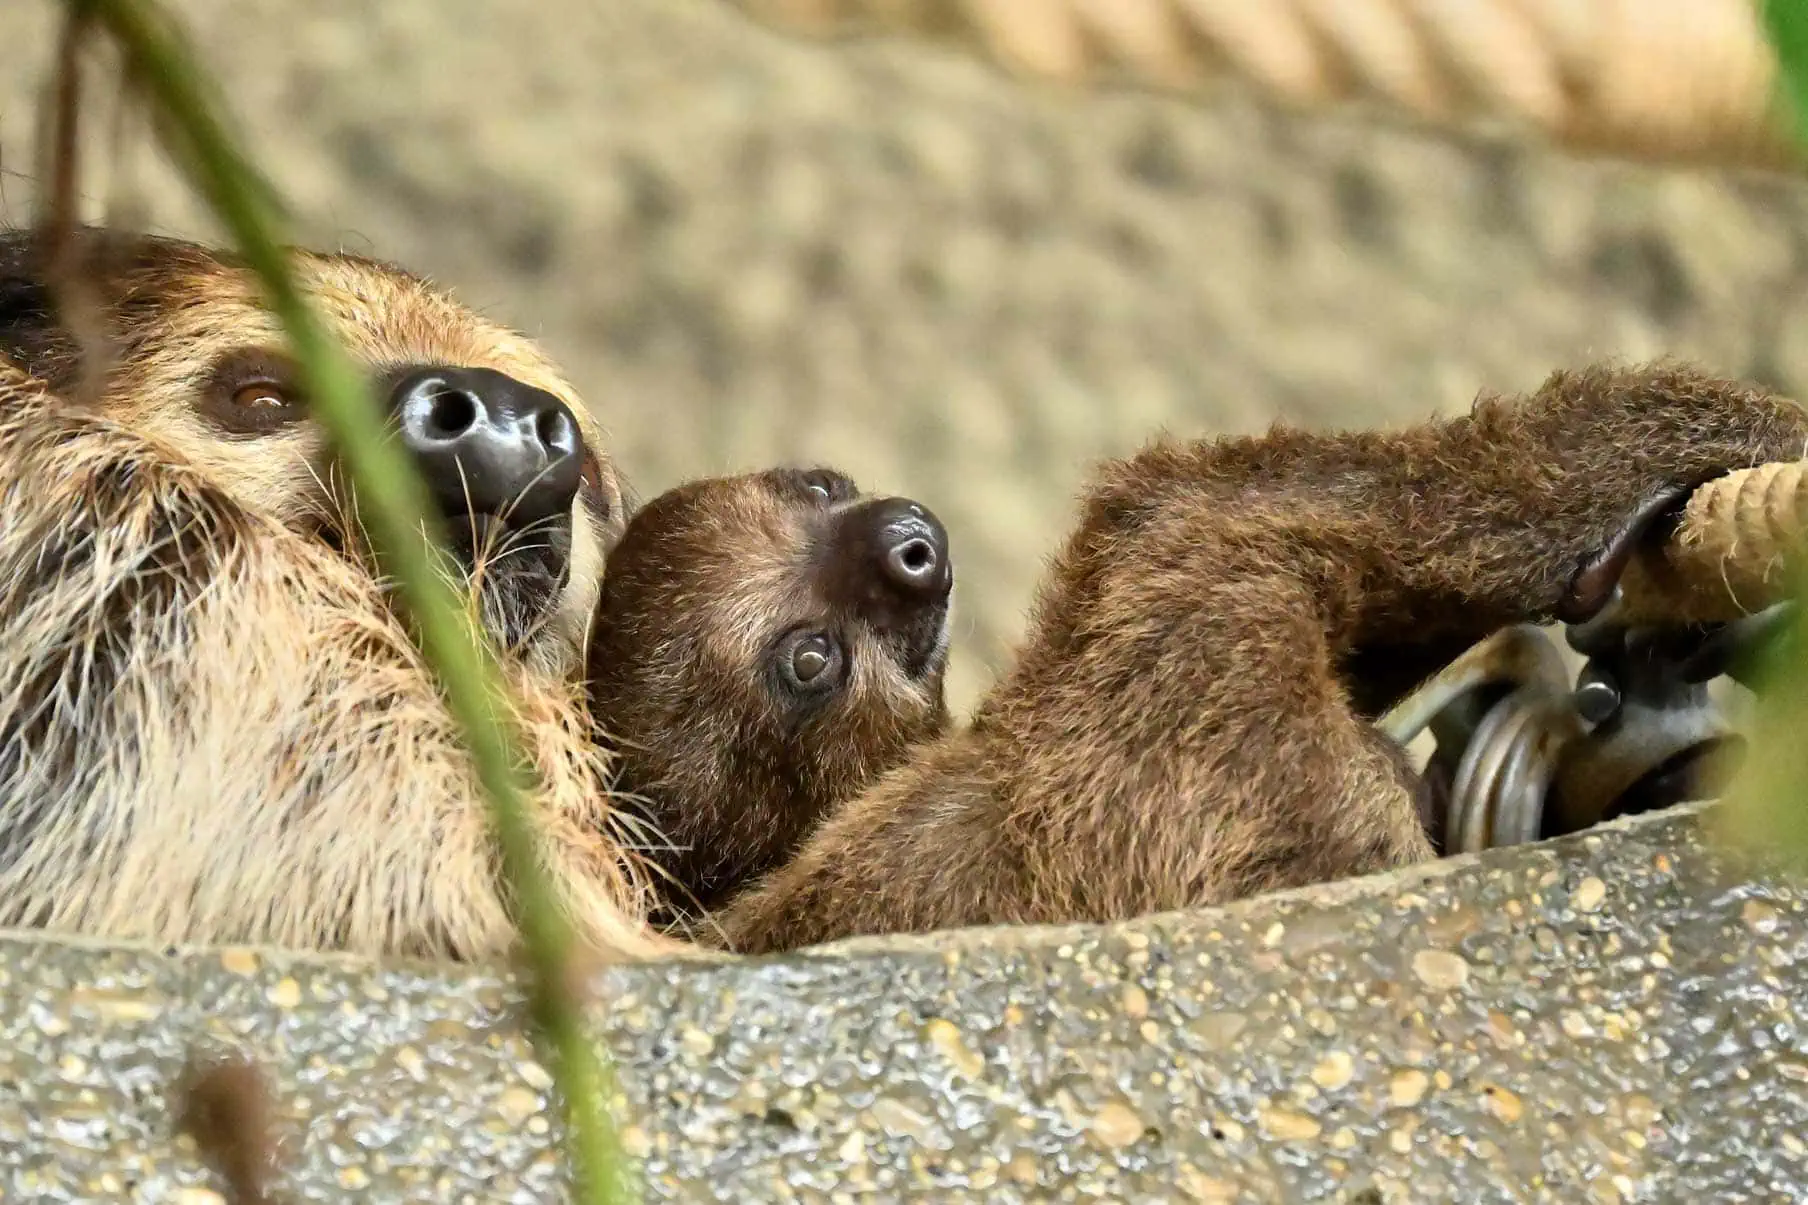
391,365,583,531
858,497,952,604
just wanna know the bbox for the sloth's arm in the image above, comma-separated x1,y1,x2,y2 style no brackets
721,363,1808,954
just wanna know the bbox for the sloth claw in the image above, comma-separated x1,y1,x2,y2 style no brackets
1557,484,1693,626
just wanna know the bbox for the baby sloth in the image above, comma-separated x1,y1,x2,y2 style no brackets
607,364,1808,955
586,468,954,916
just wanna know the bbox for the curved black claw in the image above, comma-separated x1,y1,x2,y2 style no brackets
1557,484,1693,626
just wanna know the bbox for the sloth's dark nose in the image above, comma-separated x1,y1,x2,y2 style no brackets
853,497,952,602
391,366,583,528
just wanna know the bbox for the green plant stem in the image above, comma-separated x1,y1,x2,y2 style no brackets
1714,611,1808,865
63,2,630,1199
1764,0,1808,148
1716,1,1808,872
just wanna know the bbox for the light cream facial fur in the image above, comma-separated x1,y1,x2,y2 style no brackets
0,230,670,962
73,242,620,676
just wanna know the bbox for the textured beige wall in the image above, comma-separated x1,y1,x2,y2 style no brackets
5,0,1808,711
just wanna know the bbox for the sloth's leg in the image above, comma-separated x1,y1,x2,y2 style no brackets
722,364,1808,954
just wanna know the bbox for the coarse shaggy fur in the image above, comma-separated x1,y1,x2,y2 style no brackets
0,226,674,961
6,225,1804,964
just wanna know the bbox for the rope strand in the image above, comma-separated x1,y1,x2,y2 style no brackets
721,0,1797,168
1620,461,1808,624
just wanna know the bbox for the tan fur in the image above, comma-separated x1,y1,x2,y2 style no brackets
12,230,620,675
587,468,952,924
0,228,673,961
668,362,1808,954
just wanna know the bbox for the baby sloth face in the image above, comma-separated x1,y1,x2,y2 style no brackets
586,467,955,914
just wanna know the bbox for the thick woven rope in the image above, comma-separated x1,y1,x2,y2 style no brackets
1619,461,1808,624
722,0,1797,168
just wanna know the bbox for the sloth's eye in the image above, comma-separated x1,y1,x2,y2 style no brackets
231,381,291,411
202,349,307,437
776,629,845,694
797,470,852,504
792,637,832,682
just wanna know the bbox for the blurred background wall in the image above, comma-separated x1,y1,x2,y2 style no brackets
4,0,1808,712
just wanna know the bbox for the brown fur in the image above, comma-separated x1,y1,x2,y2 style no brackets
666,363,1808,953
176,1052,285,1205
5,225,1799,965
0,227,673,961
587,467,952,923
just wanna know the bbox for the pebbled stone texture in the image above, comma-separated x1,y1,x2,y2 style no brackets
1,800,1804,1202
9,1,1808,713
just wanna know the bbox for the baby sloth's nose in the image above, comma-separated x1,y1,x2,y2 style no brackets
391,366,583,528
859,497,952,601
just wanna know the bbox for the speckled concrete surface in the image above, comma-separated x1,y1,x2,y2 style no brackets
1,801,1803,1202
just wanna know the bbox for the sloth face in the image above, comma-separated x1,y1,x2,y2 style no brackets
0,227,622,673
586,467,954,909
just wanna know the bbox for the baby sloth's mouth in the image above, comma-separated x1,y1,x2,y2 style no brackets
385,363,586,650
820,495,954,680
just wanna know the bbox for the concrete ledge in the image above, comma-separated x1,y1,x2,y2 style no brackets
3,802,1805,1202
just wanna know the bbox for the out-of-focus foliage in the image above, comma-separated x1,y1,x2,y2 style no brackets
60,1,634,1200
1712,1,1808,869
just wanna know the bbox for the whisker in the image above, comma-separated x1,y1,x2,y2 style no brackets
493,454,570,531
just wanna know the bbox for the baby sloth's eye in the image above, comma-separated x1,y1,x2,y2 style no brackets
795,469,854,505
792,637,832,681
777,629,846,694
